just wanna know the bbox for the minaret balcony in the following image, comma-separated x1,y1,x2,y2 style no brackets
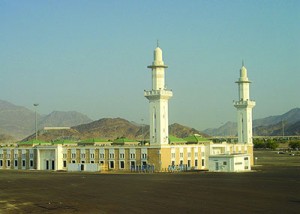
234,100,256,108
144,90,173,100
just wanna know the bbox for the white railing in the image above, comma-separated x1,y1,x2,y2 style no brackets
234,100,255,106
144,90,173,97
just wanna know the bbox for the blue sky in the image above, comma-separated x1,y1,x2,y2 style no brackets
0,0,299,130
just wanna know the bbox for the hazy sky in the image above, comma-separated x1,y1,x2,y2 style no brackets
0,0,299,130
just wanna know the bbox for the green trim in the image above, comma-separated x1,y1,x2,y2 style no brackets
80,138,110,143
17,140,49,145
52,140,77,145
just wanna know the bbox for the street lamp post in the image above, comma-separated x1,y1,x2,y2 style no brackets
141,119,144,145
282,120,285,137
33,103,39,141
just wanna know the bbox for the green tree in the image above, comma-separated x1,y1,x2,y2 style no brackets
266,141,279,150
253,138,279,149
289,141,300,150
253,139,266,149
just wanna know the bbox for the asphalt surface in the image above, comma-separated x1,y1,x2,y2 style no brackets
0,151,299,213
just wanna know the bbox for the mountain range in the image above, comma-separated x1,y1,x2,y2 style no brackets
203,108,300,136
0,99,299,142
0,100,92,140
22,118,206,142
0,100,206,142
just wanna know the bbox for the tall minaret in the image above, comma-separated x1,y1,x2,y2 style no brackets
234,63,256,144
144,45,173,145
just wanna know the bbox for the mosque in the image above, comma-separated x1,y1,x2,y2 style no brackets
0,45,255,172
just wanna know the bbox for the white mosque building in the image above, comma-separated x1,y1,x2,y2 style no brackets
0,45,255,173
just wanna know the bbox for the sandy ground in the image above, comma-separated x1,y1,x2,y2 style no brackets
0,151,300,214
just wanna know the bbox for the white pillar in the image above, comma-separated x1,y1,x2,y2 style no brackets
37,149,40,170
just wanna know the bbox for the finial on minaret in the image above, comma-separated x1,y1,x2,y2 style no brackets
149,42,166,67
157,39,159,47
242,60,244,67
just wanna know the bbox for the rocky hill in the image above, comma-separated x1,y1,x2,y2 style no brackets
203,108,300,136
0,100,92,140
74,118,144,140
203,121,237,137
23,118,206,142
0,100,36,139
253,108,300,127
0,134,15,144
169,123,208,138
2,99,298,141
254,120,300,136
40,111,92,128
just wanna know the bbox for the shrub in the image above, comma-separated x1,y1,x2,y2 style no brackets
289,141,300,150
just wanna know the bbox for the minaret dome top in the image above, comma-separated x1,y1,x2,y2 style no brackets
239,65,249,82
240,66,247,78
153,47,164,66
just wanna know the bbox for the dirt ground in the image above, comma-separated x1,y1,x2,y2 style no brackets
0,151,300,214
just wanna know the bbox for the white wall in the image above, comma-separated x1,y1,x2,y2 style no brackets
67,163,99,172
56,145,64,170
209,154,251,172
67,163,81,172
38,149,56,170
85,163,99,172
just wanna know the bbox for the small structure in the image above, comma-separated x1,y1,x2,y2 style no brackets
209,153,251,172
184,134,210,144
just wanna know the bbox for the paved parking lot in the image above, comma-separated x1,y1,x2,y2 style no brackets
0,151,299,213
